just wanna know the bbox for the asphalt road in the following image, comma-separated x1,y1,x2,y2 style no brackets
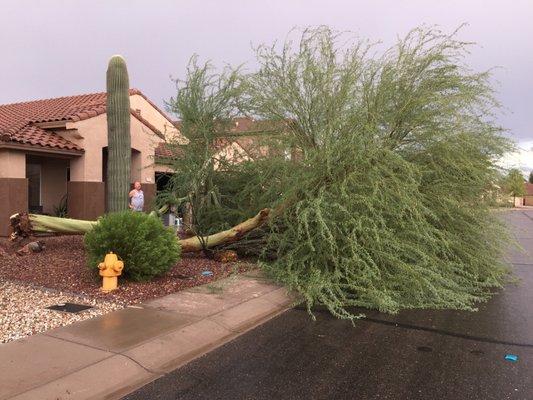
123,210,533,400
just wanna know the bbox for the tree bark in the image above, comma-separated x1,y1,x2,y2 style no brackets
179,208,271,252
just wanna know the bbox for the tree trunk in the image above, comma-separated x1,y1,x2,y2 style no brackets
179,208,271,252
9,209,272,253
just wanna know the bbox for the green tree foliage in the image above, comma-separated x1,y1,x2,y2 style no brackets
505,168,526,197
165,26,513,319
161,57,252,253
85,212,181,281
529,171,533,184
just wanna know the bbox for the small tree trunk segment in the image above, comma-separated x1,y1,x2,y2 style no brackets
178,208,271,252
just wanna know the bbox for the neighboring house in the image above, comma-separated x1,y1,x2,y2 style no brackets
0,89,181,236
524,182,533,206
165,117,291,168
212,117,277,165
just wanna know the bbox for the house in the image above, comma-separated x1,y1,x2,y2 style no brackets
0,89,181,236
524,182,533,206
165,117,292,167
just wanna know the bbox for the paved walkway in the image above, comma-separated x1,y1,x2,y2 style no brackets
0,270,294,400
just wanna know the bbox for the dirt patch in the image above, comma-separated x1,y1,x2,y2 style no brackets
0,235,255,304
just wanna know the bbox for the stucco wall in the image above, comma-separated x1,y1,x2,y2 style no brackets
130,115,162,184
41,158,68,214
129,94,180,140
0,149,26,178
62,113,163,185
514,196,524,207
214,142,250,170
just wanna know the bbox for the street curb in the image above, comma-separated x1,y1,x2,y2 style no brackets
1,273,296,400
107,303,292,400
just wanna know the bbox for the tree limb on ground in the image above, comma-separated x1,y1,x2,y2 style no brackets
9,209,272,253
179,208,271,252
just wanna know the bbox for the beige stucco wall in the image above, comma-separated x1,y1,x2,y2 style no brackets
514,196,524,207
61,113,163,184
41,158,68,214
130,116,163,184
129,94,181,141
0,149,26,178
213,142,250,170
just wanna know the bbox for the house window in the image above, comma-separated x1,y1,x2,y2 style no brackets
26,163,42,212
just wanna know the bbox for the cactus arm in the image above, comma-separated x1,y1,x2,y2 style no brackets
9,213,97,239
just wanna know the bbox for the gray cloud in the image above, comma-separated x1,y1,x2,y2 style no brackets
0,0,531,141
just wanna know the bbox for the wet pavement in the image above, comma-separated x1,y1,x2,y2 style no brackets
123,210,533,400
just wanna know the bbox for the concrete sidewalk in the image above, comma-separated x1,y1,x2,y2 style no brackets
0,270,295,400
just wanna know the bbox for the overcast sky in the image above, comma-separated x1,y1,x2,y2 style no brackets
1,0,531,159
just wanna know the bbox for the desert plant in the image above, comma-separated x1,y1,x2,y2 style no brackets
53,194,68,217
84,211,181,281
162,57,245,254
106,55,132,212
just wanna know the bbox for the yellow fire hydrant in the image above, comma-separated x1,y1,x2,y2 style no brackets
98,252,124,293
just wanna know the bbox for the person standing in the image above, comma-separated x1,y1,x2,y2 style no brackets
129,181,144,212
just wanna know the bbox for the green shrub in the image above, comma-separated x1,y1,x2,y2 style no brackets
84,211,181,281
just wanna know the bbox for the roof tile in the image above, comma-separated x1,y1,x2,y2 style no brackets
9,125,83,151
0,89,162,152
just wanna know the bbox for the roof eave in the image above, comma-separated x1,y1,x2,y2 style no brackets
0,142,84,156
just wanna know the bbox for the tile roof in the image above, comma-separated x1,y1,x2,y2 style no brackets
9,125,83,151
155,142,181,160
0,89,163,153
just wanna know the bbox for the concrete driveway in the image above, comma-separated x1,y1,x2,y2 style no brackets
124,210,533,400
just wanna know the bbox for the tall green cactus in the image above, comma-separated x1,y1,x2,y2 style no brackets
106,55,131,212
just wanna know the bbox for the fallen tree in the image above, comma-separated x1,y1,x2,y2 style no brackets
8,26,514,321
160,26,514,320
9,209,272,254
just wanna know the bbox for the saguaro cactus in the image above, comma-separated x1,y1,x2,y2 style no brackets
106,55,131,212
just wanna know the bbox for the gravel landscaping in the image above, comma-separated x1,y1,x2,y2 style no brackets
0,235,254,304
0,235,256,343
0,280,123,343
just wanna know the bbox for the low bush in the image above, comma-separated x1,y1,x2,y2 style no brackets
84,211,181,281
